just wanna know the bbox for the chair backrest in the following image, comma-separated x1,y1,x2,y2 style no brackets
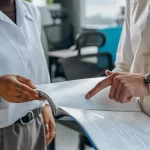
75,32,106,56
98,26,122,63
44,22,74,51
50,8,68,22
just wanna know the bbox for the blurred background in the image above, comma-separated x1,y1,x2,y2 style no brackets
26,0,125,149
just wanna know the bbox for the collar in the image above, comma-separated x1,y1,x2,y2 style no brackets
16,0,33,20
0,0,33,26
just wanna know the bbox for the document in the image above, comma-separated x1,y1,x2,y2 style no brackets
37,77,147,150
60,107,150,150
37,77,141,114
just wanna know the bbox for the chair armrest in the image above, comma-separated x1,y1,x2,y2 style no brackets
79,52,113,71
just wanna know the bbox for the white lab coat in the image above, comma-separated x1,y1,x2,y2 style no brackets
0,0,50,128
114,0,150,116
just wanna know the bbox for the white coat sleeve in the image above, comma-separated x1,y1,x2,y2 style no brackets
113,0,134,73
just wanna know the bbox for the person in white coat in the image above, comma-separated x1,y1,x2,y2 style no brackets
0,0,55,149
86,0,150,116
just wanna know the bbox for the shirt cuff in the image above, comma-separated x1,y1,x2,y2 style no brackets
42,100,50,108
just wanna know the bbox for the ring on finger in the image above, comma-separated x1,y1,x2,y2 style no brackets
17,91,22,98
45,124,49,131
16,84,22,91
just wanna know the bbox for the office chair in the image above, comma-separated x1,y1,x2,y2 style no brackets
76,31,106,56
46,31,106,82
44,22,74,51
59,53,113,80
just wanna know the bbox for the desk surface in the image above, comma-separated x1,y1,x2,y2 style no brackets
47,47,98,58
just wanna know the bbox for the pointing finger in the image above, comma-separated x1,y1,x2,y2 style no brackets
86,75,114,99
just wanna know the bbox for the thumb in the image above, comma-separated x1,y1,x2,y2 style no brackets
105,70,112,76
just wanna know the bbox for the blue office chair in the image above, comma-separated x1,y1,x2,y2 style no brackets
98,26,122,68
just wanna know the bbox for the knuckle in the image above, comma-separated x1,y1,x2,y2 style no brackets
113,72,118,76
120,80,124,85
118,81,124,88
113,76,120,82
26,79,32,84
123,85,129,91
113,72,120,77
16,75,21,79
109,94,113,99
27,90,33,96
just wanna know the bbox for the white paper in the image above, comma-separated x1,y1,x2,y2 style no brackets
60,107,150,150
37,77,141,112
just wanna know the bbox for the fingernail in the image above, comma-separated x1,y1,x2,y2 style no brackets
32,85,37,89
86,93,90,99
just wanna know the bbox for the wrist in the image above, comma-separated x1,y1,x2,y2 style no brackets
42,103,50,110
42,104,51,114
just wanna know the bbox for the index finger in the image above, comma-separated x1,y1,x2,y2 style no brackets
86,75,114,99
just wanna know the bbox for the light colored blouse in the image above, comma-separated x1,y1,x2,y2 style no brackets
114,0,150,116
0,0,50,127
